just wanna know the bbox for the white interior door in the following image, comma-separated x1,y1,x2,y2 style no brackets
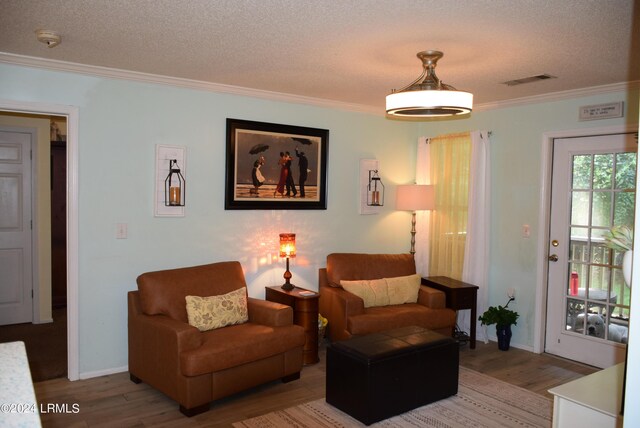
545,133,636,368
0,127,33,325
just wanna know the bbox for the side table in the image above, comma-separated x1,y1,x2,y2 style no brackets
422,276,479,349
265,285,319,365
548,363,624,427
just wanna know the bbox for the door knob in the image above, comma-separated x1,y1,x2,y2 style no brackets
548,254,559,262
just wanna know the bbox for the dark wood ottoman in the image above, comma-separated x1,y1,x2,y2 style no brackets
326,325,459,425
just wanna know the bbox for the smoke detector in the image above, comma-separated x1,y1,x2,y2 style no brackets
35,30,61,48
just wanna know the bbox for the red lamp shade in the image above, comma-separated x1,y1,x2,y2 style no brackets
279,233,296,291
279,233,296,258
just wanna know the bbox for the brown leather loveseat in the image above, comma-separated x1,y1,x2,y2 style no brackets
319,253,456,342
128,261,305,416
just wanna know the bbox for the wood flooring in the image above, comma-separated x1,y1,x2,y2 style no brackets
0,307,67,382
33,340,597,427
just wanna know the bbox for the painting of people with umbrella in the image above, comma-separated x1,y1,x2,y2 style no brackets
249,143,268,196
225,119,329,210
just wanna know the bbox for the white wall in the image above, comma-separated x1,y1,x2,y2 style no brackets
0,62,420,375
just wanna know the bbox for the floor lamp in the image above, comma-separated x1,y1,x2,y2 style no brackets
396,184,435,256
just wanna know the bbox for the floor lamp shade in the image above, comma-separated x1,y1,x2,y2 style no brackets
396,185,435,211
396,184,434,256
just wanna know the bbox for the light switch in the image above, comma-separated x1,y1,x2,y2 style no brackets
116,223,128,239
522,224,530,238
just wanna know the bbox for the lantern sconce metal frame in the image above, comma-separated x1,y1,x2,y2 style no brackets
367,170,385,207
164,159,186,206
359,159,383,215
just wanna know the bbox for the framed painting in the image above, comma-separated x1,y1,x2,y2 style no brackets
225,118,329,210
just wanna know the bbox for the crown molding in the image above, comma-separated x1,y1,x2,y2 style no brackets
0,52,379,115
474,81,640,112
1,52,637,117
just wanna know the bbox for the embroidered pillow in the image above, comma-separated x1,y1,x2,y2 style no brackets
386,273,421,305
340,278,390,308
185,287,248,331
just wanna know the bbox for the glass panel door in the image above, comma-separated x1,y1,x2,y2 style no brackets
545,133,635,368
566,152,634,343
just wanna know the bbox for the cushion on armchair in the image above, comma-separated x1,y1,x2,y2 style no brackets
180,323,305,376
185,287,249,331
327,253,416,287
340,273,421,308
340,278,389,308
387,273,421,304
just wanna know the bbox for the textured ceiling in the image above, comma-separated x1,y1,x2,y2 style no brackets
0,0,638,113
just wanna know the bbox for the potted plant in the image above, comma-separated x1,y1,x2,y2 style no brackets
603,225,633,287
479,298,519,351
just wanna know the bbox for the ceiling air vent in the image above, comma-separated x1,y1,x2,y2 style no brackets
502,74,556,86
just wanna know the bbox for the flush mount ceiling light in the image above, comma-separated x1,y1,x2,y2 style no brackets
35,29,61,48
386,50,473,117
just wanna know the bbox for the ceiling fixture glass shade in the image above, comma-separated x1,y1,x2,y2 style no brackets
386,50,473,117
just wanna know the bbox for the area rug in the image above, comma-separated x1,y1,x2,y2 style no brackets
233,367,552,428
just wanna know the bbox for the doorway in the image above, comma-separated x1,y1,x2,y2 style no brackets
0,126,34,325
51,133,67,309
0,112,68,381
0,100,78,380
544,132,636,368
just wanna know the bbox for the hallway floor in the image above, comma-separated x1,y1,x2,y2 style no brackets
0,307,67,381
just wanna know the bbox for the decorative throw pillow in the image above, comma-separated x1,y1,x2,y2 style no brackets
386,273,421,305
340,278,390,308
185,287,248,332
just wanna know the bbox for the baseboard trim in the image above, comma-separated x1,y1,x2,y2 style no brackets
482,337,535,353
78,365,128,380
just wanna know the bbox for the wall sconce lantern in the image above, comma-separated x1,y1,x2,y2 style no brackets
279,233,296,291
367,170,385,206
164,159,185,206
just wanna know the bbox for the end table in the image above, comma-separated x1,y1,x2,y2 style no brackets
422,276,479,349
265,285,319,365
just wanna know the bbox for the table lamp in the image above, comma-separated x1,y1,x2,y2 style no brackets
279,233,296,291
396,184,435,255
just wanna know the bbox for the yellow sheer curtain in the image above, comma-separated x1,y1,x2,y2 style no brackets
428,132,471,280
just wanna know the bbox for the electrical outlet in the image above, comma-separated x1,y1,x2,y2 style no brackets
507,287,516,299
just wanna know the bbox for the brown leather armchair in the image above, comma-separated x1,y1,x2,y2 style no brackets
319,253,456,342
128,261,305,416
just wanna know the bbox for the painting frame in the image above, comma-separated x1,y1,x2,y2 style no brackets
225,118,329,210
